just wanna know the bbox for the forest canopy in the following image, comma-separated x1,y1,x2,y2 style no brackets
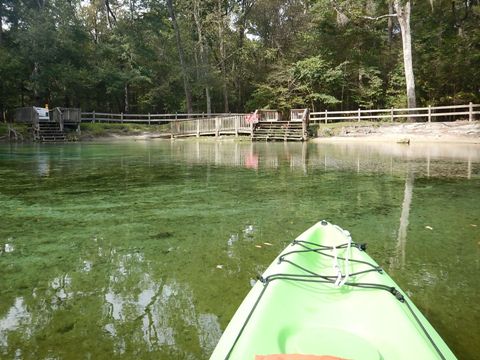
0,0,479,119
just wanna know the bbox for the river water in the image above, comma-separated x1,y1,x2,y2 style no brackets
0,140,479,359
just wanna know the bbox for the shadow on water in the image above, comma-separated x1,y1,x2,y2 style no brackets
0,140,479,359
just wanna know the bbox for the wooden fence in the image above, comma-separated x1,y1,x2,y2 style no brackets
310,103,479,124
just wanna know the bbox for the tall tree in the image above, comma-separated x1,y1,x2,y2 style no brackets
217,0,229,112
329,0,417,109
192,0,212,114
393,0,416,109
166,0,193,113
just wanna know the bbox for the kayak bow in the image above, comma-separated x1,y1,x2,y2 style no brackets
210,221,456,360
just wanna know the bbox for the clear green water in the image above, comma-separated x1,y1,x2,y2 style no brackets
0,140,479,360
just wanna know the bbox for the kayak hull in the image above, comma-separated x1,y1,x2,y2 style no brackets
210,221,456,360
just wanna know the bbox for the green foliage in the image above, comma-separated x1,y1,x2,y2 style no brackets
353,66,383,109
0,0,479,120
386,61,408,108
247,55,344,112
80,122,168,137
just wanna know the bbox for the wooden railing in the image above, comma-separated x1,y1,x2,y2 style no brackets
310,103,479,124
80,111,240,124
80,111,252,137
170,115,251,137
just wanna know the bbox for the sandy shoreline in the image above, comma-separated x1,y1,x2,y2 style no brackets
97,121,480,144
312,134,480,144
313,121,480,144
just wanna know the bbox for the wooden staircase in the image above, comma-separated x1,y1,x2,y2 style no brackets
252,121,307,141
35,122,67,143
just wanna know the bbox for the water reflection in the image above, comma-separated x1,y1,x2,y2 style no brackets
392,171,414,270
0,298,32,348
2,140,478,179
0,244,223,358
168,141,479,178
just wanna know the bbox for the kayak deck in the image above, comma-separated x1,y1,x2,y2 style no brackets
210,221,456,360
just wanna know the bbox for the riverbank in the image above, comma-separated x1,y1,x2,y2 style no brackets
1,120,479,144
312,121,480,144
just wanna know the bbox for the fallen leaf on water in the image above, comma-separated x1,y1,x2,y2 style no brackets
425,226,433,230
255,245,262,248
216,265,223,269
263,242,272,246
471,224,477,227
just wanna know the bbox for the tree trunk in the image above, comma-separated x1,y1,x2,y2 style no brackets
387,1,394,45
394,0,416,110
166,0,193,113
0,2,3,45
193,0,211,115
235,0,248,110
124,83,129,113
218,0,229,113
105,0,117,28
33,62,40,105
206,88,211,115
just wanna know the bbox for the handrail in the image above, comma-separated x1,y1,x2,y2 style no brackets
80,112,247,124
53,107,64,131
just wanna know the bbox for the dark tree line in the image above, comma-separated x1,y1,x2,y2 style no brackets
0,0,479,120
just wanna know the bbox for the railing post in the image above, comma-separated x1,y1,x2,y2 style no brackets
324,109,328,124
469,102,473,122
215,117,220,137
197,119,200,137
235,115,239,137
121,112,124,124
148,113,151,125
357,108,361,122
390,108,394,122
92,110,96,123
428,105,431,123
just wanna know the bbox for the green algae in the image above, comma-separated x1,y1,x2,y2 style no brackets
0,140,479,359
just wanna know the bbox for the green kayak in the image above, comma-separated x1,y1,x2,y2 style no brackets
210,221,456,360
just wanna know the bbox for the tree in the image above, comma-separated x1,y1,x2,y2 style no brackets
192,0,212,114
0,0,479,117
216,0,229,112
330,0,416,109
247,55,344,112
393,0,415,108
166,0,193,113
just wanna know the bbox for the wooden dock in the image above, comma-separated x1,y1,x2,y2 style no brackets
79,109,310,141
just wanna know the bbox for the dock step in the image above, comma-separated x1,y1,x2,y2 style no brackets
252,121,307,141
35,122,67,143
